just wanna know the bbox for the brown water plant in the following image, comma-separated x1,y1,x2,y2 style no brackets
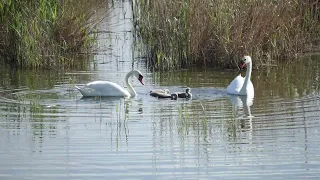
0,0,107,69
134,0,320,70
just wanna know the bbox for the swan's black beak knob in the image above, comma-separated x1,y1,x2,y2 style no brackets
138,74,144,85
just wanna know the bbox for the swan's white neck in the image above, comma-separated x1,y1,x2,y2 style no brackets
125,71,136,97
239,61,252,95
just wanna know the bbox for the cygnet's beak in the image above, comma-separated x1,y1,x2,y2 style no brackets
138,74,144,85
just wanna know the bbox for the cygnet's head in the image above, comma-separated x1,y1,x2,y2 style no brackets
171,93,178,100
186,88,192,98
186,87,191,94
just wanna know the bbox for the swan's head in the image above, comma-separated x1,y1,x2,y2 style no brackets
240,56,252,69
133,70,144,85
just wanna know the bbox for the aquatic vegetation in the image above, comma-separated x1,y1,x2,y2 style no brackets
0,0,107,68
134,0,320,70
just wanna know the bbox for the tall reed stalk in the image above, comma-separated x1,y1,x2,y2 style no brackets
0,0,107,68
134,0,320,70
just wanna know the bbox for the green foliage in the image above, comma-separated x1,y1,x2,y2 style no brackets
0,0,107,68
134,0,320,70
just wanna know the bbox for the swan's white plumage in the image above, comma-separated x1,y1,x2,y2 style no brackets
76,70,143,97
76,81,131,97
227,74,244,94
227,74,254,95
227,56,254,96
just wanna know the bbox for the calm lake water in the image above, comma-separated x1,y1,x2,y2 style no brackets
1,1,320,180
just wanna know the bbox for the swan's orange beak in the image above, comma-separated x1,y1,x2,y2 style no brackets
240,61,246,69
138,74,144,85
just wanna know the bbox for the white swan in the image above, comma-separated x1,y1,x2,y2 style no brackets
76,70,144,97
227,56,254,96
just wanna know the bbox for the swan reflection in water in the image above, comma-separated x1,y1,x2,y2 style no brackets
228,94,254,136
228,94,253,117
79,96,145,116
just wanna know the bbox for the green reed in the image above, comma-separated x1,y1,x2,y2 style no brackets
134,0,320,70
0,0,107,69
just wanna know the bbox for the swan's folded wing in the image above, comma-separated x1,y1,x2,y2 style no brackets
227,75,245,95
85,81,130,97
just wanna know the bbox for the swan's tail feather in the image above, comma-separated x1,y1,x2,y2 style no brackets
75,86,87,96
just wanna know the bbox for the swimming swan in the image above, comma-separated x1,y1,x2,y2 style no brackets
227,56,254,96
76,70,144,97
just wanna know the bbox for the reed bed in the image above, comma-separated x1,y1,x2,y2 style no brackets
0,0,107,68
134,0,320,70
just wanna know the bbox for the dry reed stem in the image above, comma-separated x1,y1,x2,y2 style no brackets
0,0,108,68
135,0,320,70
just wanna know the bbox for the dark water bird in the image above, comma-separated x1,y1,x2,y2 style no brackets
170,87,192,100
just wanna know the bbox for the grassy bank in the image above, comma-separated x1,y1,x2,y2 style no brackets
134,0,320,70
0,0,107,69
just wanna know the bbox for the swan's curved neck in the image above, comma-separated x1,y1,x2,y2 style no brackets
125,71,136,97
240,61,252,94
